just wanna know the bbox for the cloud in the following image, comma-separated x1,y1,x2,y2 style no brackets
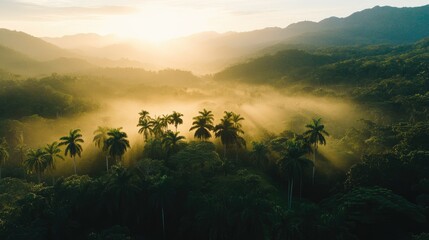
0,0,138,21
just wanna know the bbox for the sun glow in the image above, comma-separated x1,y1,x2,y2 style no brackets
106,4,213,42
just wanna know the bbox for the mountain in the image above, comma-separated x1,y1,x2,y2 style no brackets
41,5,429,73
0,44,38,73
282,5,429,46
0,44,95,75
0,29,75,61
2,5,429,74
214,38,429,85
43,33,119,49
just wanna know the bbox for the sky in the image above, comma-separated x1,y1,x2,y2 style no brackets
0,0,428,42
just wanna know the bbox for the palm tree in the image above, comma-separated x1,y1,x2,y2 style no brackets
162,130,185,156
190,109,214,141
151,116,166,139
137,119,153,142
59,129,84,175
93,126,111,171
276,140,312,208
24,148,49,183
190,117,213,141
214,117,238,159
138,110,150,122
230,112,245,130
105,128,130,164
44,142,64,183
161,114,172,131
170,111,184,132
44,141,64,169
304,118,329,183
0,138,9,179
199,109,214,121
215,112,246,160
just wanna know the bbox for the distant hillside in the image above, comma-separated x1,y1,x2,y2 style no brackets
42,5,429,73
0,44,95,76
43,33,119,49
0,45,38,73
214,38,429,85
284,5,429,46
0,29,75,61
2,5,428,74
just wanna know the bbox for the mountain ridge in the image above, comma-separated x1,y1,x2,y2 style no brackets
1,4,429,74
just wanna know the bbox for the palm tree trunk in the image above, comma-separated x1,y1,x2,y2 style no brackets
289,178,294,209
312,144,317,184
162,206,166,240
0,167,2,179
73,157,77,175
223,145,227,159
235,144,238,161
287,180,290,208
106,156,109,172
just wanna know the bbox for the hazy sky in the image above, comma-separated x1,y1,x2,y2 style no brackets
0,0,427,41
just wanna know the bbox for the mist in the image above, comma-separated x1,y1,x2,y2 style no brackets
2,73,367,178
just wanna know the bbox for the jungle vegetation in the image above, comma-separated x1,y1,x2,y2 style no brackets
0,40,429,240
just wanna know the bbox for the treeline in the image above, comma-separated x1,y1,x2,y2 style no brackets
214,38,429,86
0,74,97,119
1,105,429,239
215,39,429,123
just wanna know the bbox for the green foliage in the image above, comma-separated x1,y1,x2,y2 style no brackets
190,109,214,141
170,141,222,183
0,75,96,119
105,128,130,162
324,187,426,239
59,129,84,174
214,49,335,83
413,233,429,240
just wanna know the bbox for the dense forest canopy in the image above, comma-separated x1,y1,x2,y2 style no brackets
1,5,429,239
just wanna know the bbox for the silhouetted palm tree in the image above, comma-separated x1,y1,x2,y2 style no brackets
230,112,245,130
44,141,64,183
151,116,166,139
170,111,184,132
24,148,48,183
138,110,150,122
162,130,185,156
105,128,130,164
44,141,64,169
304,118,329,183
0,138,9,179
217,112,246,160
59,129,84,175
277,140,312,208
93,126,111,171
137,119,153,142
214,117,238,159
199,109,214,121
190,117,214,141
161,114,172,131
190,109,214,141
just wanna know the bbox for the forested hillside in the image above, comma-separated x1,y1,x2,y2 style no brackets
0,34,428,239
2,3,429,237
